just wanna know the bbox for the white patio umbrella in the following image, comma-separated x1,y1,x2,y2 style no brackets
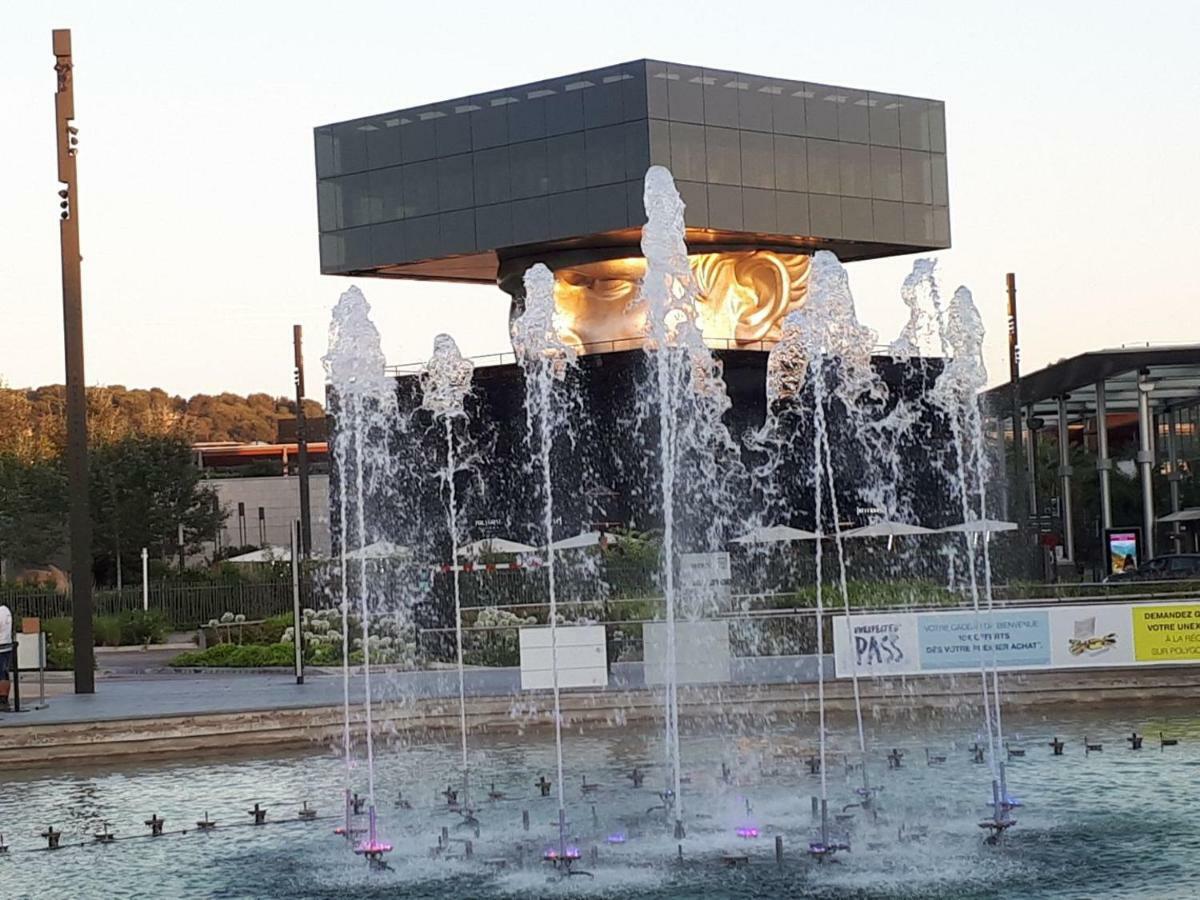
549,530,612,551
457,537,538,557
344,539,411,560
732,524,821,544
225,546,291,563
841,519,936,550
939,519,1019,534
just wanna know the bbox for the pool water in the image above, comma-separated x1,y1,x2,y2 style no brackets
3,704,1199,899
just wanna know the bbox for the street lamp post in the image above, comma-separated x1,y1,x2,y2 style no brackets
53,29,95,693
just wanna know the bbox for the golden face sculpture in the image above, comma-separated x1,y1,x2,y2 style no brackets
550,251,810,354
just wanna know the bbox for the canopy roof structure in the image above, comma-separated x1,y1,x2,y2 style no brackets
939,519,1018,534
984,344,1200,419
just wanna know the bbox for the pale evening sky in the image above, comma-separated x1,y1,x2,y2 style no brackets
2,1,1198,401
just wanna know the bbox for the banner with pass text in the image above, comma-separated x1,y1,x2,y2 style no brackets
832,600,1200,678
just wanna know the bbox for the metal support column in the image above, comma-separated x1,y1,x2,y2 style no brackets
1056,396,1075,564
1166,408,1182,550
1136,371,1156,559
1095,381,1113,530
293,325,313,558
53,29,95,693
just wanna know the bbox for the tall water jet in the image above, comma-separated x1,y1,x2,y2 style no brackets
420,334,475,807
766,251,876,844
323,285,398,857
930,278,1013,834
638,165,744,841
513,262,578,860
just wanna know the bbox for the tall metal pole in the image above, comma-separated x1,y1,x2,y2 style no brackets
1095,381,1113,530
1005,273,1029,529
1136,371,1156,559
53,29,95,693
1056,396,1074,564
294,325,313,558
1166,408,1182,550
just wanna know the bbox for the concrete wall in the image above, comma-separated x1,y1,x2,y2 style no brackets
208,475,330,556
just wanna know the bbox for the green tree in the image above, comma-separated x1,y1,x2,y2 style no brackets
0,454,67,569
89,436,226,584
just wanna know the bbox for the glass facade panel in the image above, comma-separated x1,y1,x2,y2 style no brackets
475,202,512,248
774,135,808,192
366,123,403,169
371,166,405,222
645,60,670,118
669,122,707,182
702,68,740,127
676,179,709,227
738,80,773,131
331,123,368,174
583,77,625,128
400,118,436,163
776,191,810,235
548,190,587,236
437,154,474,212
543,90,584,136
899,99,931,150
929,103,947,152
470,97,510,149
841,196,873,240
804,86,839,139
870,146,903,201
511,196,551,244
338,172,374,228
585,124,627,186
439,209,476,254
708,184,743,229
838,89,870,143
872,199,904,243
586,184,628,232
742,187,776,233
772,84,806,136
807,139,840,194
435,112,471,156
403,160,439,218
314,128,336,178
510,139,549,199
903,203,934,242
809,192,842,237
508,93,546,142
474,146,511,206
546,132,586,192
901,151,933,204
931,153,949,206
705,126,741,185
868,94,900,147
839,143,872,198
666,63,704,123
648,118,671,166
740,131,774,189
623,120,650,180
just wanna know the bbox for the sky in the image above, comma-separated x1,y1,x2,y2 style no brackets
2,0,1198,400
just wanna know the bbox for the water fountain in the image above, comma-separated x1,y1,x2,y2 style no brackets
12,166,1200,899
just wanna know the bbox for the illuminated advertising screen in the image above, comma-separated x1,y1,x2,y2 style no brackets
1106,528,1141,576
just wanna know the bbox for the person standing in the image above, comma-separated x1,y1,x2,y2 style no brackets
0,603,12,712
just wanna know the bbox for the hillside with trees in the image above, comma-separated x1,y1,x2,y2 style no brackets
0,382,324,582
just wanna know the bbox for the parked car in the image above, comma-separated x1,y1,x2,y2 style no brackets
1108,553,1200,582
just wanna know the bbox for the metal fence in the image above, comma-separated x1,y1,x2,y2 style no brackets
0,580,319,629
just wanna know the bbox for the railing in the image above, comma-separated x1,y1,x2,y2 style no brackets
0,581,320,630
385,338,900,376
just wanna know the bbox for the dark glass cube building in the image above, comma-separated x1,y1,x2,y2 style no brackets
314,59,949,283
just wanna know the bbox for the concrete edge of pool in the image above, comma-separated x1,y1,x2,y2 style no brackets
2,666,1197,769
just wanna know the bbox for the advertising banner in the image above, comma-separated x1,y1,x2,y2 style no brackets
834,600,1199,678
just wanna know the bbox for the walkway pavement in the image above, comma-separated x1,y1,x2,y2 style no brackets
1,656,826,727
